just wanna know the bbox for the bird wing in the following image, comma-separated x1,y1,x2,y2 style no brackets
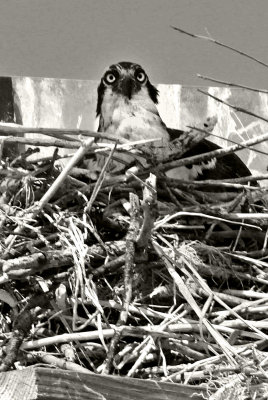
166,127,252,180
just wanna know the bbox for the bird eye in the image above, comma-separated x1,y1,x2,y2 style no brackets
104,72,118,84
135,70,147,83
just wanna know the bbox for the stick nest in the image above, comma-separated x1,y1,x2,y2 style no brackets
1,129,268,400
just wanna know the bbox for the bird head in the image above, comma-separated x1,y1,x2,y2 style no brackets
96,61,159,116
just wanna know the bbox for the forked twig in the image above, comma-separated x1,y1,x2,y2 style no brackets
171,25,268,69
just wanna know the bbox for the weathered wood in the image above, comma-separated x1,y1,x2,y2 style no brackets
0,366,211,400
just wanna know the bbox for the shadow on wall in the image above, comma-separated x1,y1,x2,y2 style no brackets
3,76,268,176
0,77,24,157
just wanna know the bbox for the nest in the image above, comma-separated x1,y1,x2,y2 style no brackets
1,121,268,400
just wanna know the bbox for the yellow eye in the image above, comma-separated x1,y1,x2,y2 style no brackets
135,70,146,83
104,72,118,84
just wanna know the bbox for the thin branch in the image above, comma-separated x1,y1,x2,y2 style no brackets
198,89,268,124
167,178,256,191
4,137,95,249
0,136,81,149
171,26,268,69
154,211,261,231
157,128,268,172
101,193,141,374
187,125,268,157
136,174,157,249
197,73,268,94
220,173,268,183
0,123,124,143
84,142,118,215
39,138,95,208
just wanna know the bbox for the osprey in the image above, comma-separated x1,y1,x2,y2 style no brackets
95,61,251,180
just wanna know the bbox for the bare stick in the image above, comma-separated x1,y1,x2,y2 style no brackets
39,138,94,208
101,193,141,374
154,211,261,231
136,174,157,249
0,136,82,149
197,73,268,94
170,179,255,190
198,89,268,124
171,26,268,69
187,125,268,157
4,138,94,248
158,129,268,172
84,143,118,215
165,115,217,159
0,123,124,143
220,173,268,183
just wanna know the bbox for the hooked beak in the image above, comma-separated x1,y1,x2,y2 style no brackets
119,77,135,99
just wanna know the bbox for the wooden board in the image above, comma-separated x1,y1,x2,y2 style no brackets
0,366,211,400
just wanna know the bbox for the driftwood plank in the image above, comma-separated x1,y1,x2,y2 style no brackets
0,367,210,400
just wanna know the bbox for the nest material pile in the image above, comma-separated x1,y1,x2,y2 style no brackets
1,122,268,400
